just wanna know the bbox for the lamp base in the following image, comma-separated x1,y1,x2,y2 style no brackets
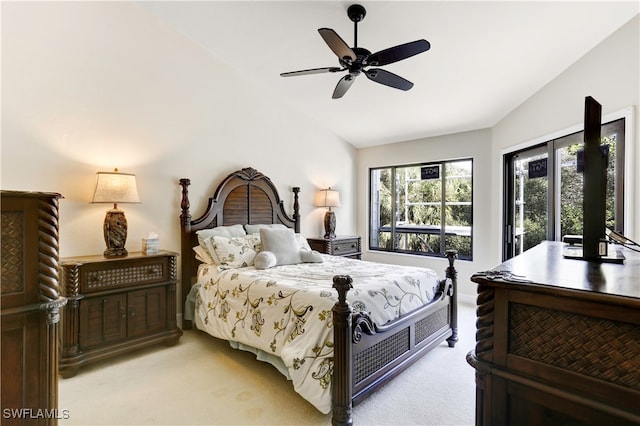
103,208,128,258
324,210,336,240
104,247,128,258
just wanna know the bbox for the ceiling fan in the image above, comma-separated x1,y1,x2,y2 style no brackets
280,4,431,99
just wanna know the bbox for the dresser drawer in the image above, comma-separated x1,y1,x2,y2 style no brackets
307,236,361,259
80,257,169,293
332,239,360,256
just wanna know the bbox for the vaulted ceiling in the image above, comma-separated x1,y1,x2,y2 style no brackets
137,1,638,148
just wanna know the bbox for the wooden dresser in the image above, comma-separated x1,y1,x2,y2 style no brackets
1,191,67,425
59,251,182,378
468,241,640,426
307,236,361,259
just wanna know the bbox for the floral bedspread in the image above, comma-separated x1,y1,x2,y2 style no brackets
193,254,441,413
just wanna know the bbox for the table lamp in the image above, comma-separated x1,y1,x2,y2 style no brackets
92,168,140,257
315,188,341,239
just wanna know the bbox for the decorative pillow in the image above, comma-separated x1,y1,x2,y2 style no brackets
247,226,311,252
300,249,323,263
254,251,277,270
244,223,287,235
196,224,246,246
295,233,312,251
200,238,219,265
193,245,215,264
260,228,302,266
208,234,261,268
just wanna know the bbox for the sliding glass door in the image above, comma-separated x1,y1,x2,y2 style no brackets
503,118,625,260
504,146,550,258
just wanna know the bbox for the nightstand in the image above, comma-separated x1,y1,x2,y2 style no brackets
59,251,183,378
307,236,361,259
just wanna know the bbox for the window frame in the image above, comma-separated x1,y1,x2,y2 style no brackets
369,158,474,260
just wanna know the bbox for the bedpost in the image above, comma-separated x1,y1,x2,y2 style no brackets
445,249,458,348
179,179,191,221
179,178,193,330
292,186,301,233
332,275,353,426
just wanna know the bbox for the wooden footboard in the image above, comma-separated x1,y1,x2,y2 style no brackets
332,250,458,426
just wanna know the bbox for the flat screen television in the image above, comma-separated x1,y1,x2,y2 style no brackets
564,96,623,263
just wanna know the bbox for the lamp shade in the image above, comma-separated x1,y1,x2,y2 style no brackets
315,188,341,208
92,169,140,204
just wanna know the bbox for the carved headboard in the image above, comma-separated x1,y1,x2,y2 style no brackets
178,167,300,328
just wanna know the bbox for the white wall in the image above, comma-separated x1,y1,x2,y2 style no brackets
1,2,357,263
357,129,493,300
491,14,639,260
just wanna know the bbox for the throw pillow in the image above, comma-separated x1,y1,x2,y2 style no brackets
295,233,312,251
209,234,260,268
260,227,302,266
193,245,215,264
300,249,323,263
254,251,277,270
196,224,246,246
244,223,287,235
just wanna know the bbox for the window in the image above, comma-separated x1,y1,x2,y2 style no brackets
503,118,625,260
369,159,473,260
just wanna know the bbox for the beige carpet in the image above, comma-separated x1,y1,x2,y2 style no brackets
59,302,476,425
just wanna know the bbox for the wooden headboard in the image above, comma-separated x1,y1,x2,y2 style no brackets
178,167,300,328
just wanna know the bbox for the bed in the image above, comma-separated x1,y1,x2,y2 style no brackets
179,167,458,426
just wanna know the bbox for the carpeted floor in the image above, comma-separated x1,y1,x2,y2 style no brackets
59,301,476,425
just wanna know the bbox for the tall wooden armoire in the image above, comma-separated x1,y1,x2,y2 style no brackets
1,191,67,425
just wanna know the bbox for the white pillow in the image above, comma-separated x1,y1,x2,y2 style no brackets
244,223,287,235
254,249,322,269
196,224,246,246
193,245,215,264
254,251,277,270
300,249,323,263
247,227,310,251
259,228,302,266
208,234,261,268
295,233,312,251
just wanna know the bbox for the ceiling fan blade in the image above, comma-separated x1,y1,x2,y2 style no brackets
318,28,356,62
367,39,431,66
280,67,343,77
365,68,414,91
332,75,356,99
